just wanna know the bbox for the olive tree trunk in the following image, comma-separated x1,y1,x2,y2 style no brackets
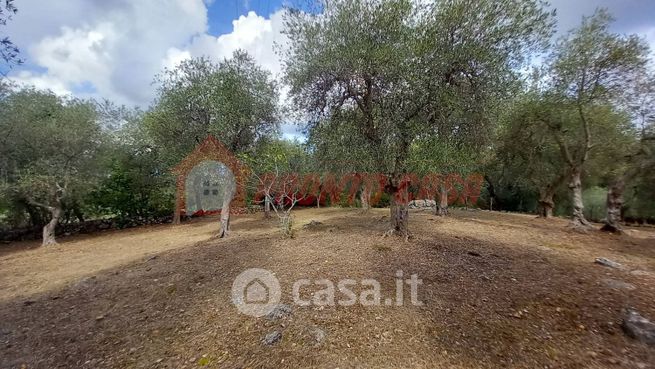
42,206,62,246
218,180,236,238
360,188,370,210
484,175,498,211
264,196,271,219
568,167,592,228
436,186,448,216
218,201,231,238
601,177,625,233
390,198,409,237
537,172,567,218
537,193,554,218
383,175,410,239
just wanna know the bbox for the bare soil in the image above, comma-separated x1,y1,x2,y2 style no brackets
1,208,654,368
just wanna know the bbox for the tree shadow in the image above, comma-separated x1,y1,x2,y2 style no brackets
2,210,654,368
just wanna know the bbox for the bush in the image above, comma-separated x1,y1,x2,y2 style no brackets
374,192,391,208
582,186,607,222
88,159,174,224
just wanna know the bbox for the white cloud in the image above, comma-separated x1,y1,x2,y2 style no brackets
7,0,652,112
10,71,72,96
7,0,208,106
187,10,287,77
6,2,289,107
162,48,192,71
28,24,114,95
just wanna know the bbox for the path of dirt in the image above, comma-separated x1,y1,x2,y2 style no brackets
1,208,654,368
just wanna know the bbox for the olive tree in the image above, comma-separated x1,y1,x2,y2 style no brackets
145,50,280,237
145,50,280,165
544,9,649,229
498,92,634,219
0,88,102,245
496,95,568,217
283,0,553,237
602,70,655,232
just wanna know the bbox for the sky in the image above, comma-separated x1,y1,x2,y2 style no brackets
3,0,655,140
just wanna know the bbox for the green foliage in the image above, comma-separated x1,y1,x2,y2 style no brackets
539,8,649,180
548,9,648,104
492,90,636,211
495,93,565,187
145,50,280,165
582,186,607,222
306,112,377,174
408,138,480,177
374,192,391,208
89,157,174,225
88,104,176,224
0,87,104,219
241,138,310,175
2,3,655,236
284,0,554,179
625,129,655,222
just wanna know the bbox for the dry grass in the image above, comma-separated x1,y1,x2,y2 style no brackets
1,208,654,368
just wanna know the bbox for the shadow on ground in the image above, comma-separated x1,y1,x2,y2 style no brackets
1,209,654,368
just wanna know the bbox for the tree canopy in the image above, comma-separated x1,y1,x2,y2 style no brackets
145,50,280,165
283,0,555,235
1,1,654,245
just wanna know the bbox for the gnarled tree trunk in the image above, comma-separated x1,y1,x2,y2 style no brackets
360,188,370,210
390,198,409,237
218,181,236,238
384,175,410,239
537,172,567,218
42,206,62,246
568,167,592,228
218,201,231,238
436,186,448,216
484,175,498,211
601,177,625,233
537,193,554,218
264,196,271,219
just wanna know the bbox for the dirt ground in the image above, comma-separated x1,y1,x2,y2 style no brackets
1,208,654,369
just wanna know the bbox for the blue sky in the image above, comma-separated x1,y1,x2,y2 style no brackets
207,0,285,35
3,0,655,140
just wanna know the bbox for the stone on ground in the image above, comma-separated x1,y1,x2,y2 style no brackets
601,278,636,291
622,309,655,345
594,257,624,270
262,331,282,346
308,327,326,345
265,304,293,320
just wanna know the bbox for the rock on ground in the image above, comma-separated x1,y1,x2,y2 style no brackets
262,331,282,346
265,304,293,320
622,309,655,346
308,327,326,345
594,257,624,270
601,278,636,291
408,199,436,209
302,220,324,229
630,270,654,277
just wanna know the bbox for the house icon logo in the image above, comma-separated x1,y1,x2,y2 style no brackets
231,268,281,317
244,278,270,303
